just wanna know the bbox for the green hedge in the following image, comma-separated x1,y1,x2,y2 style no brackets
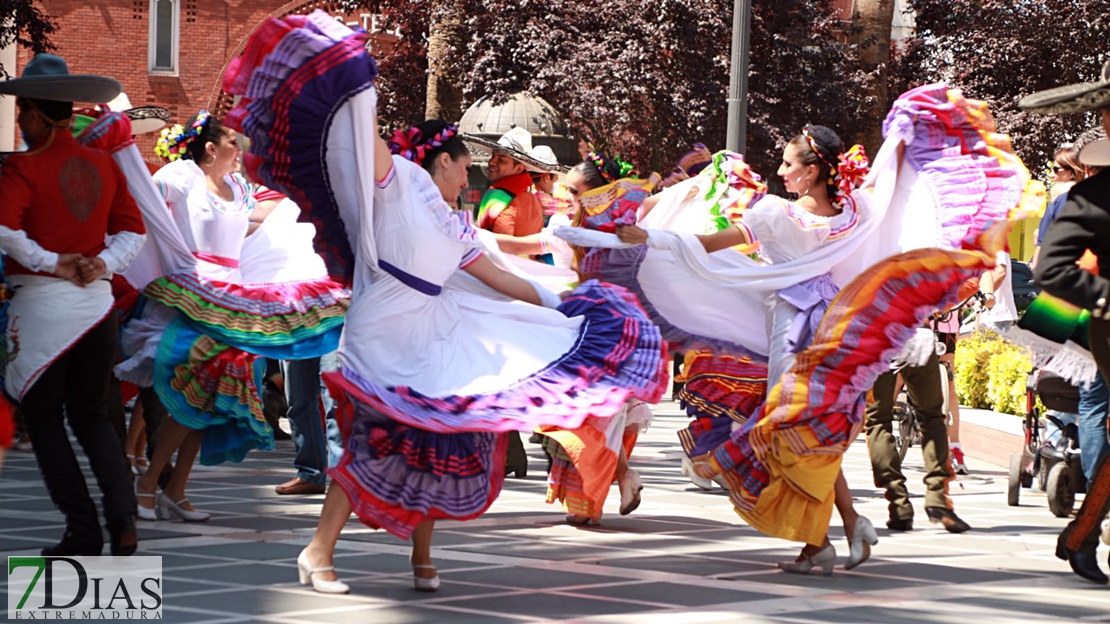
954,329,1040,416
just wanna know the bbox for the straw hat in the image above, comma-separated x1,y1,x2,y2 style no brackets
462,127,559,173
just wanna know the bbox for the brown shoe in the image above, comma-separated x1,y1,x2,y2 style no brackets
275,478,326,495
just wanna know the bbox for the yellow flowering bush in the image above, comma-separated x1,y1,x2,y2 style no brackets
954,329,1039,415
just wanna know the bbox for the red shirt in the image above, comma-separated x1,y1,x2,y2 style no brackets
0,131,145,277
478,171,544,237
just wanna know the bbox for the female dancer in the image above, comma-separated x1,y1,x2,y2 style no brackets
222,14,667,595
532,154,663,525
560,87,1043,573
116,111,347,521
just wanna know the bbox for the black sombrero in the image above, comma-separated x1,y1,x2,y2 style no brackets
105,93,171,135
1019,59,1110,115
0,54,121,103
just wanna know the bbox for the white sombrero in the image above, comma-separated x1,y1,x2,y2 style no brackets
530,144,569,173
462,127,559,173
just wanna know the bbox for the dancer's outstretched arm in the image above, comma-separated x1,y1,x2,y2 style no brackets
463,255,552,307
616,223,751,254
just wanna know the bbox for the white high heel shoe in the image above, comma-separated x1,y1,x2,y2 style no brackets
681,456,716,491
156,494,210,522
845,516,879,570
412,564,440,592
778,544,836,575
297,550,349,594
618,470,643,515
135,484,158,522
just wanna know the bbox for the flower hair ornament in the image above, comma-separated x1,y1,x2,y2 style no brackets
588,151,636,183
155,110,211,163
802,127,869,209
389,124,459,166
834,144,870,208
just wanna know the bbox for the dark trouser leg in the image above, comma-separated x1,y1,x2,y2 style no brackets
139,386,166,460
1065,319,1110,552
106,310,128,450
865,370,913,521
283,357,328,485
902,350,953,510
21,330,101,547
63,318,136,531
505,431,527,475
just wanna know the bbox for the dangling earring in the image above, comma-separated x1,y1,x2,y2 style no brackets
204,155,215,167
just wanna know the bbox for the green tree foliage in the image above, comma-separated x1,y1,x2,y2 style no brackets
0,0,58,76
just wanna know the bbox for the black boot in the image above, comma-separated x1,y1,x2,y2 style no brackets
925,506,970,533
109,518,138,557
41,531,102,557
1055,533,1109,584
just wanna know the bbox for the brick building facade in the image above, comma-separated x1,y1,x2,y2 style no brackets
13,0,394,165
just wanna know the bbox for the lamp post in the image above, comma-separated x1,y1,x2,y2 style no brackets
725,0,752,154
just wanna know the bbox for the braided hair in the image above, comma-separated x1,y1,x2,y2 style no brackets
570,151,630,190
155,111,227,164
568,151,635,282
788,125,844,203
388,119,469,173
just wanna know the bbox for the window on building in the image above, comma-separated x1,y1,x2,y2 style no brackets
149,0,179,74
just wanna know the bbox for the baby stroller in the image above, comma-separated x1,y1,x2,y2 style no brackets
1007,369,1085,517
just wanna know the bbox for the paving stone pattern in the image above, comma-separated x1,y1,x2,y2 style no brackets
2,401,1109,622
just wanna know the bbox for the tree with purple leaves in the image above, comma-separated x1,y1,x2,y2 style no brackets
891,0,1109,171
342,0,871,181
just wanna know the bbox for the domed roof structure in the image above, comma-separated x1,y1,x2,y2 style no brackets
459,92,578,167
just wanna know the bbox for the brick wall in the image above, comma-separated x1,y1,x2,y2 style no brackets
16,0,393,166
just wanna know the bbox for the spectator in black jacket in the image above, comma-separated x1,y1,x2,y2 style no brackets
1026,58,1110,585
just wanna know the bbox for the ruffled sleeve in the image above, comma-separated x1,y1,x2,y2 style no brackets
738,195,786,246
700,152,768,233
152,160,195,208
226,172,257,214
379,157,482,269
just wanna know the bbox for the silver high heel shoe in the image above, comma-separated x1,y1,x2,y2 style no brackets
297,549,349,594
156,493,210,522
845,516,879,570
412,564,440,592
778,544,836,575
681,456,716,491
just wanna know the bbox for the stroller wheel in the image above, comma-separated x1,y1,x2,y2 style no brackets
1007,454,1022,506
1046,463,1076,518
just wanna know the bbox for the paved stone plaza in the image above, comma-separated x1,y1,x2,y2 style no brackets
2,400,1109,623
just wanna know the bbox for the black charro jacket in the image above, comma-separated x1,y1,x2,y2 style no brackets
1035,169,1110,316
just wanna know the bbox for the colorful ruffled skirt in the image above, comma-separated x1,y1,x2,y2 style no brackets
322,283,667,538
676,351,768,458
540,400,653,519
562,84,1043,543
222,11,669,539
